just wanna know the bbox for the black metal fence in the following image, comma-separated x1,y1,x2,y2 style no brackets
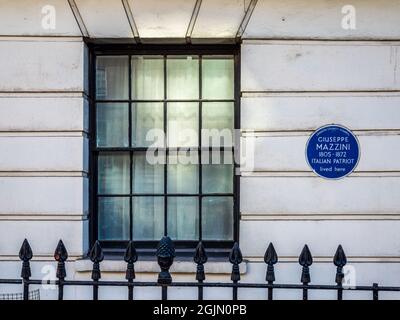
0,236,399,300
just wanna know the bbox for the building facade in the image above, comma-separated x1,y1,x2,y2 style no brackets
0,0,399,299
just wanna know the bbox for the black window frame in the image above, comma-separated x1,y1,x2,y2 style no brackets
88,43,240,257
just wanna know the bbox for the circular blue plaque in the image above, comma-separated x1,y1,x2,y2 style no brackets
306,125,360,179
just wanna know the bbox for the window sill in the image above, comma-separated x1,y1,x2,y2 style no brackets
74,258,247,275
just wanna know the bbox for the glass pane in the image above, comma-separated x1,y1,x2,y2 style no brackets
167,153,199,194
202,197,233,240
96,103,129,147
132,56,164,100
167,56,199,99
132,103,164,147
202,151,233,193
98,197,130,240
96,56,129,100
202,57,234,99
168,197,198,240
167,102,198,147
132,152,164,194
202,102,234,147
132,197,164,240
98,153,130,194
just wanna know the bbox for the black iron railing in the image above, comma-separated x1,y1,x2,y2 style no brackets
0,236,399,300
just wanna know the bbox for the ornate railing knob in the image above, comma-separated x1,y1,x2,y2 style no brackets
156,236,175,285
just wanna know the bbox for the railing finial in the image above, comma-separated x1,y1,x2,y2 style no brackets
194,241,207,282
156,236,175,285
333,244,347,285
19,239,33,262
229,242,243,282
299,244,313,284
54,239,68,279
54,239,68,262
264,242,278,282
89,241,104,281
124,241,138,281
19,239,33,300
19,239,33,278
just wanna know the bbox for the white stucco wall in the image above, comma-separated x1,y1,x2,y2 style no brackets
0,0,399,299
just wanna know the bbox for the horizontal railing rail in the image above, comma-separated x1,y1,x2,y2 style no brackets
0,237,397,300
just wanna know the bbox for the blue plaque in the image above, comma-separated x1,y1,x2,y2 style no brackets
306,125,360,179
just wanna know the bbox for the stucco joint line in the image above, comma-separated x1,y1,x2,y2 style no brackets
121,0,141,43
236,0,258,41
185,0,202,44
67,0,89,38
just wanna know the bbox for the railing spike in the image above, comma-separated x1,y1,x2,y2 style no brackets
264,243,278,265
299,244,313,300
54,239,68,300
264,242,278,300
194,241,208,265
299,244,313,269
194,241,207,281
230,242,242,275
229,242,242,300
54,239,68,279
264,242,278,282
124,241,137,281
89,241,103,300
19,239,33,279
54,239,68,262
19,239,33,262
124,241,137,300
229,243,243,267
333,244,347,267
89,241,104,281
333,244,347,289
89,240,104,263
19,239,32,300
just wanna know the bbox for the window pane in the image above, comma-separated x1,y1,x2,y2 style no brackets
202,57,234,99
167,102,198,147
132,152,164,194
202,197,233,240
98,197,130,240
96,56,129,100
96,103,129,147
168,197,198,240
132,56,164,100
98,153,130,194
202,102,234,147
132,197,164,240
167,56,199,99
132,103,164,147
167,153,199,194
202,151,233,193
